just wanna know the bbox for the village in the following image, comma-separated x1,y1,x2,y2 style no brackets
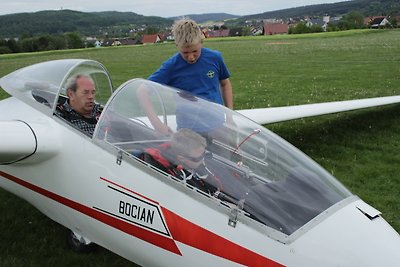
94,15,398,47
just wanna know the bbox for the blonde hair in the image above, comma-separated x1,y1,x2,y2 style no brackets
173,18,204,47
171,128,206,156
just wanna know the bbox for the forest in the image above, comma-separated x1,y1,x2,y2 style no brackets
0,10,172,38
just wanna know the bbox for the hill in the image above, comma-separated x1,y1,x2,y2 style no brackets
0,9,173,38
239,0,399,22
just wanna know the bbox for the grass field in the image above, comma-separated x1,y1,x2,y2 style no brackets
0,29,399,266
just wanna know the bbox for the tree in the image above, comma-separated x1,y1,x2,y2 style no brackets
37,35,51,51
289,22,310,34
6,39,20,53
229,28,243,36
20,37,38,52
310,24,323,33
339,11,365,30
64,32,84,49
388,16,398,28
241,26,252,36
49,35,68,50
0,39,11,54
143,26,159,35
327,24,340,32
0,46,11,54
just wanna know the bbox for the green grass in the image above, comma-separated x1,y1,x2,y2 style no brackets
0,29,400,266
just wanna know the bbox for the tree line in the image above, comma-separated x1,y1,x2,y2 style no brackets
0,32,84,54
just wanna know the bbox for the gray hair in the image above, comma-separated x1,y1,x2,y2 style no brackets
65,74,92,93
173,18,204,47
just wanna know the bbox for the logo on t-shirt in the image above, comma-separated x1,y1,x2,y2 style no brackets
207,70,215,78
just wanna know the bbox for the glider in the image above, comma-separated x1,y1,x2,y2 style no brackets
0,59,399,267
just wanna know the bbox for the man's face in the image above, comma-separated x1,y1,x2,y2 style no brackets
178,43,202,64
179,145,205,169
68,77,96,117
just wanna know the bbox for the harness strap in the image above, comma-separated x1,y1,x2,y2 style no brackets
142,144,179,176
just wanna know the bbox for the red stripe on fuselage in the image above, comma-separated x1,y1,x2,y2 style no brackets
100,177,158,204
0,170,181,255
0,170,284,266
162,207,285,267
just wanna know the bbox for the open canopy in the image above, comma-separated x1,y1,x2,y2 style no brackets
0,59,113,115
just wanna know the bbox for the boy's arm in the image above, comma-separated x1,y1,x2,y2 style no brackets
220,78,233,109
137,85,173,136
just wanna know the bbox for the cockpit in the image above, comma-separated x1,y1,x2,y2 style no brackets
95,78,352,236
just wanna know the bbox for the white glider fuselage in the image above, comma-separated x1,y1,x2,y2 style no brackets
0,59,399,267
1,96,399,267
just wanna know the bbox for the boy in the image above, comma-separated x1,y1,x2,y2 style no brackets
148,18,233,109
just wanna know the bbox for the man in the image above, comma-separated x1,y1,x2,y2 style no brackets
140,128,220,194
56,74,102,136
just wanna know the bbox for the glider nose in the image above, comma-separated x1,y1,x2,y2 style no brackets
0,119,60,164
0,120,36,164
290,199,400,266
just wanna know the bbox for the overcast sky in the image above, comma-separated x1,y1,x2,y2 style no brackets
0,0,349,17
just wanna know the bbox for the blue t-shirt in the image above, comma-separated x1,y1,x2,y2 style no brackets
175,94,225,133
148,48,230,105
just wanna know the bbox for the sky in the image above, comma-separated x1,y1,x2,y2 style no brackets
0,0,349,17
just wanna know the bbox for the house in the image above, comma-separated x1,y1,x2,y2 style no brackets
305,18,328,31
141,34,161,44
84,37,101,48
368,16,392,28
102,39,114,47
263,22,289,35
101,39,121,47
119,38,139,46
111,40,121,46
201,28,211,38
207,29,230,38
165,34,174,41
157,33,170,42
251,27,263,36
94,40,102,48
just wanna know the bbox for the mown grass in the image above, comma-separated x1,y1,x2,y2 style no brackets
0,29,399,266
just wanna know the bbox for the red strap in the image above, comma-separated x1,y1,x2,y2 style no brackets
144,147,171,168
